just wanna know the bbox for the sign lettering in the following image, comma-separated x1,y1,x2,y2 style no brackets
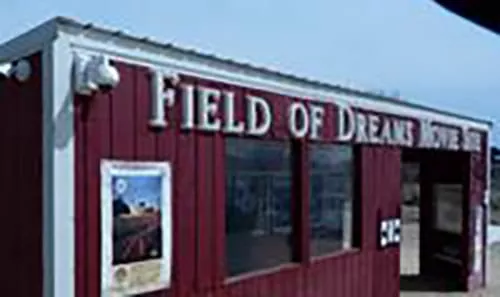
149,72,483,152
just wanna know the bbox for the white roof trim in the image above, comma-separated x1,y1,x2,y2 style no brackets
0,16,493,131
66,34,491,131
0,19,57,62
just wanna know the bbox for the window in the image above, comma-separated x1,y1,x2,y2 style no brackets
309,144,355,257
225,138,293,276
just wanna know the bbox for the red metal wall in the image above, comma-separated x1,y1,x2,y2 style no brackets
74,60,478,297
467,132,488,290
0,53,44,297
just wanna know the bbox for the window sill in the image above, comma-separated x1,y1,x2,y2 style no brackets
310,247,361,263
224,263,301,285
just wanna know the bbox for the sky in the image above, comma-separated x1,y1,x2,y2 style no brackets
1,0,499,144
113,175,162,208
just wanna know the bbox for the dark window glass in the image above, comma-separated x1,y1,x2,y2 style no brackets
309,144,355,257
225,138,293,276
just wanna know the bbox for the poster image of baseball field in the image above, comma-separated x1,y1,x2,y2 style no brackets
101,160,172,297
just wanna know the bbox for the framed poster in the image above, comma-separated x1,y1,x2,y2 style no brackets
101,160,172,296
433,184,463,234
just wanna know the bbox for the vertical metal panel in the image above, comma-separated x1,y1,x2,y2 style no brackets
111,63,135,158
153,68,177,297
192,77,217,291
79,73,113,297
0,53,43,297
21,53,44,297
0,72,15,296
360,146,401,297
74,93,88,297
213,130,226,287
135,67,157,160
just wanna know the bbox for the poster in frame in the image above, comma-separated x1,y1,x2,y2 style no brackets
101,160,172,296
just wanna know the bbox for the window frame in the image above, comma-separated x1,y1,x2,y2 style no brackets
222,137,362,280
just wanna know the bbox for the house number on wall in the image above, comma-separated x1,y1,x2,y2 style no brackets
379,218,401,248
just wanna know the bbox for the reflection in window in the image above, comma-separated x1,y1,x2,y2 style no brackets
225,138,293,276
309,144,354,257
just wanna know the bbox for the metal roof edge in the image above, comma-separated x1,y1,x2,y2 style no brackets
4,16,493,129
0,17,59,63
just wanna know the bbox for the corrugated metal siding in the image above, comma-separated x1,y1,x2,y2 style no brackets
0,53,43,297
75,63,200,297
73,61,414,297
360,146,401,297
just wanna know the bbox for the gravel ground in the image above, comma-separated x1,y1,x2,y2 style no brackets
400,223,500,297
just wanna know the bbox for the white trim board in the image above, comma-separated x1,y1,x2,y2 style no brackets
42,32,75,297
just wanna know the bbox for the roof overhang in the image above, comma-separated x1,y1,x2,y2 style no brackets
0,16,494,130
435,0,500,34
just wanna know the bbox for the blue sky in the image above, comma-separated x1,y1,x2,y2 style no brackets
1,0,499,144
112,175,162,208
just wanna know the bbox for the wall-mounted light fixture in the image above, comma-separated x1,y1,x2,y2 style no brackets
73,54,120,95
0,59,32,82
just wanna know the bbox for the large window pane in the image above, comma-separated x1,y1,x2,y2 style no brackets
309,144,354,257
225,138,293,276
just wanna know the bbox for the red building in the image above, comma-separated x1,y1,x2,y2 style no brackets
0,16,493,297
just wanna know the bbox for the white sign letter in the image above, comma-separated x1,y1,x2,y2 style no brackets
198,86,221,131
418,119,434,148
288,102,309,138
368,114,381,144
405,121,414,147
222,91,245,134
309,104,325,140
150,71,175,128
337,103,355,141
246,95,272,136
356,113,369,143
180,84,195,129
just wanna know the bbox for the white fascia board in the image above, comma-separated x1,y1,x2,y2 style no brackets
60,29,490,132
0,21,57,63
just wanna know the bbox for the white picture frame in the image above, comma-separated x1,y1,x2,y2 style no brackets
100,160,172,297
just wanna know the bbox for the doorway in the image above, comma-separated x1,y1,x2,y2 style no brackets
400,149,469,293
